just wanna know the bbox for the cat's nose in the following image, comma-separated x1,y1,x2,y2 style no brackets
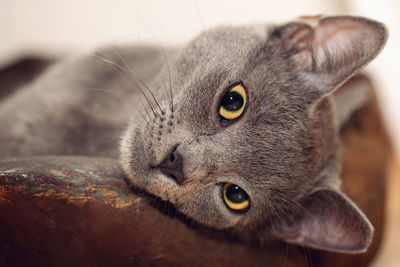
157,144,185,184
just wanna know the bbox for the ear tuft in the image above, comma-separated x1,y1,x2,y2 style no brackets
271,15,388,94
274,189,373,253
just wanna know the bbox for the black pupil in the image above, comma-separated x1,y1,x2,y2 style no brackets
221,91,244,111
226,184,248,203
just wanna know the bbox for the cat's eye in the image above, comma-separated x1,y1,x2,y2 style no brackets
223,182,250,211
219,84,247,121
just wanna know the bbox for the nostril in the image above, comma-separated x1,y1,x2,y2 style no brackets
168,143,179,164
157,144,185,184
169,152,175,163
171,144,179,152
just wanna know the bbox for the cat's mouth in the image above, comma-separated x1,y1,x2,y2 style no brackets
147,169,182,203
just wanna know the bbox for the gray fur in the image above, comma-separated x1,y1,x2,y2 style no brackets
0,15,387,253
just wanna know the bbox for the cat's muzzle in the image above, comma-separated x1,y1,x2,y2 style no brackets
154,144,185,184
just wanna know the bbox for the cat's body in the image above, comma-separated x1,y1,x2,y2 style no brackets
0,15,387,253
0,45,170,157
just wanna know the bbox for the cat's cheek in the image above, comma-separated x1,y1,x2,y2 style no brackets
177,185,244,229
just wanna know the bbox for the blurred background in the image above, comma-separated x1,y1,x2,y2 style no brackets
0,0,398,266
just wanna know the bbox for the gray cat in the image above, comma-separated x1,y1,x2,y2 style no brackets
0,15,387,253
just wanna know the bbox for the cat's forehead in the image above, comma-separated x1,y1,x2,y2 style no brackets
169,24,312,133
175,24,295,90
191,25,269,59
200,25,267,43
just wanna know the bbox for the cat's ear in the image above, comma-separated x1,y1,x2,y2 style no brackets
272,188,373,253
271,15,387,94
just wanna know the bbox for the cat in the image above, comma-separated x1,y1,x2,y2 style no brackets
0,15,387,254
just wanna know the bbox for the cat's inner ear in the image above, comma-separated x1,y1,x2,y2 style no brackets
271,15,387,94
272,189,373,253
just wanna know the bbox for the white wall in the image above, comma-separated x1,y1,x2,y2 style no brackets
0,0,343,58
1,0,399,159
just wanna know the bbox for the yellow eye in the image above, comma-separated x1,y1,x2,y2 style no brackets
223,182,250,211
219,84,247,121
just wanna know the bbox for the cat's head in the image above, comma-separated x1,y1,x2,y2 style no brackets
120,15,387,253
